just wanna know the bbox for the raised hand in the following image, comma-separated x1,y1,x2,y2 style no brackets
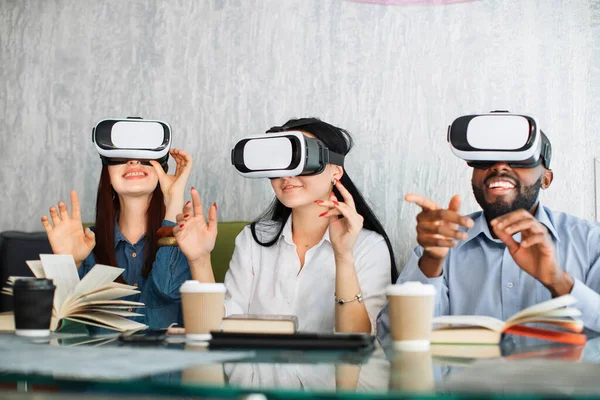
41,190,95,267
315,179,363,261
173,187,218,264
150,149,193,221
404,193,474,277
405,193,473,259
491,210,573,296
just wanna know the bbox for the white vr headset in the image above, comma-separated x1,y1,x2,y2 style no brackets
92,117,171,170
231,131,345,178
447,112,552,169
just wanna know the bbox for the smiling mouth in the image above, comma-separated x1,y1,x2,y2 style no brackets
123,171,148,179
282,185,302,191
485,177,517,194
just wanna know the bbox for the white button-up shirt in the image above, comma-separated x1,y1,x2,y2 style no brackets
224,216,391,333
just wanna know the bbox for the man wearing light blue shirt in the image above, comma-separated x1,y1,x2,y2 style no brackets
377,115,600,345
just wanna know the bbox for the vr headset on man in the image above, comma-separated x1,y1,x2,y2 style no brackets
447,112,552,169
92,117,172,170
231,121,345,179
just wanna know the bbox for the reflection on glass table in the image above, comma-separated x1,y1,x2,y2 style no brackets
1,331,600,398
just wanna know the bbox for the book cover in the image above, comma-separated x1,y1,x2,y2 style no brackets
221,314,298,334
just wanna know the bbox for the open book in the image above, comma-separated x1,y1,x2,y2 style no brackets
431,295,586,345
1,254,147,332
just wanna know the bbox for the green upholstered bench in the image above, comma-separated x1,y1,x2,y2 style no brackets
82,221,248,282
211,221,248,283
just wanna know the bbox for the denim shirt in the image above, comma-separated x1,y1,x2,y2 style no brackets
78,220,190,334
377,204,600,346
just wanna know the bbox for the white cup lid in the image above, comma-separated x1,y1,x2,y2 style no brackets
180,281,226,293
387,281,436,296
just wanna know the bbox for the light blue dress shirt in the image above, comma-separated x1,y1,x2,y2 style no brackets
377,204,600,345
78,220,190,333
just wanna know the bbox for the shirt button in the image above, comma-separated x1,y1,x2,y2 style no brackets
128,308,133,312
134,283,138,288
507,282,514,289
132,252,137,258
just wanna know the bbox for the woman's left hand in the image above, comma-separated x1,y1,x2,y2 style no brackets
315,179,363,261
151,149,193,221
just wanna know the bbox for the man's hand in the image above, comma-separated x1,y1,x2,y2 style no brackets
491,209,573,297
405,193,474,278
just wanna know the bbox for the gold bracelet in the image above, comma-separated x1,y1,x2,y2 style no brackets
157,236,178,247
334,292,363,306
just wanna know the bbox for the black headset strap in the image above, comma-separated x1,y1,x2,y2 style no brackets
540,130,552,169
268,120,345,167
324,150,345,167
266,119,314,133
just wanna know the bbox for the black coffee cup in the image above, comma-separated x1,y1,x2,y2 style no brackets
13,278,55,337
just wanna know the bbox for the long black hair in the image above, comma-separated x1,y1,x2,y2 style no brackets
250,118,398,282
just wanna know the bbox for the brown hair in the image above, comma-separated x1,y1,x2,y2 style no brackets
93,165,165,280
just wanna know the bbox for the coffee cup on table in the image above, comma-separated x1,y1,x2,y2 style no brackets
180,281,226,341
386,282,436,351
13,278,55,337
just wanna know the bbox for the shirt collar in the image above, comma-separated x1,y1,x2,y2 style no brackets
280,215,331,247
534,202,560,242
458,201,559,248
458,211,490,247
113,219,147,248
114,222,128,248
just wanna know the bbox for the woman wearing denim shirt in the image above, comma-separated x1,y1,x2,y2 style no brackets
41,149,193,332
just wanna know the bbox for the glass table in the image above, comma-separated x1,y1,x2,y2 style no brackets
1,330,600,399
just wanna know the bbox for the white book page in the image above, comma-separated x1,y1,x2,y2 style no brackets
67,288,140,312
508,307,582,327
69,308,144,317
71,300,145,308
83,305,145,310
433,315,505,332
508,295,577,322
95,309,144,317
71,264,124,299
80,283,138,297
40,254,80,312
66,312,147,332
26,260,46,278
505,316,584,331
102,282,138,290
63,316,126,332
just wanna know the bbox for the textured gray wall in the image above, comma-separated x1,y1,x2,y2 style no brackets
1,0,600,271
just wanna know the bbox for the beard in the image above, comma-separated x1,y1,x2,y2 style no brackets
472,173,543,221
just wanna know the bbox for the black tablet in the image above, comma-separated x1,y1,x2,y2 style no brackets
208,331,375,350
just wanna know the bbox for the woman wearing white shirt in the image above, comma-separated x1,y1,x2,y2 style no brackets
174,118,397,333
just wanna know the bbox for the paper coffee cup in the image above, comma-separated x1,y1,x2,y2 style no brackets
387,282,436,351
180,281,226,341
13,278,55,337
